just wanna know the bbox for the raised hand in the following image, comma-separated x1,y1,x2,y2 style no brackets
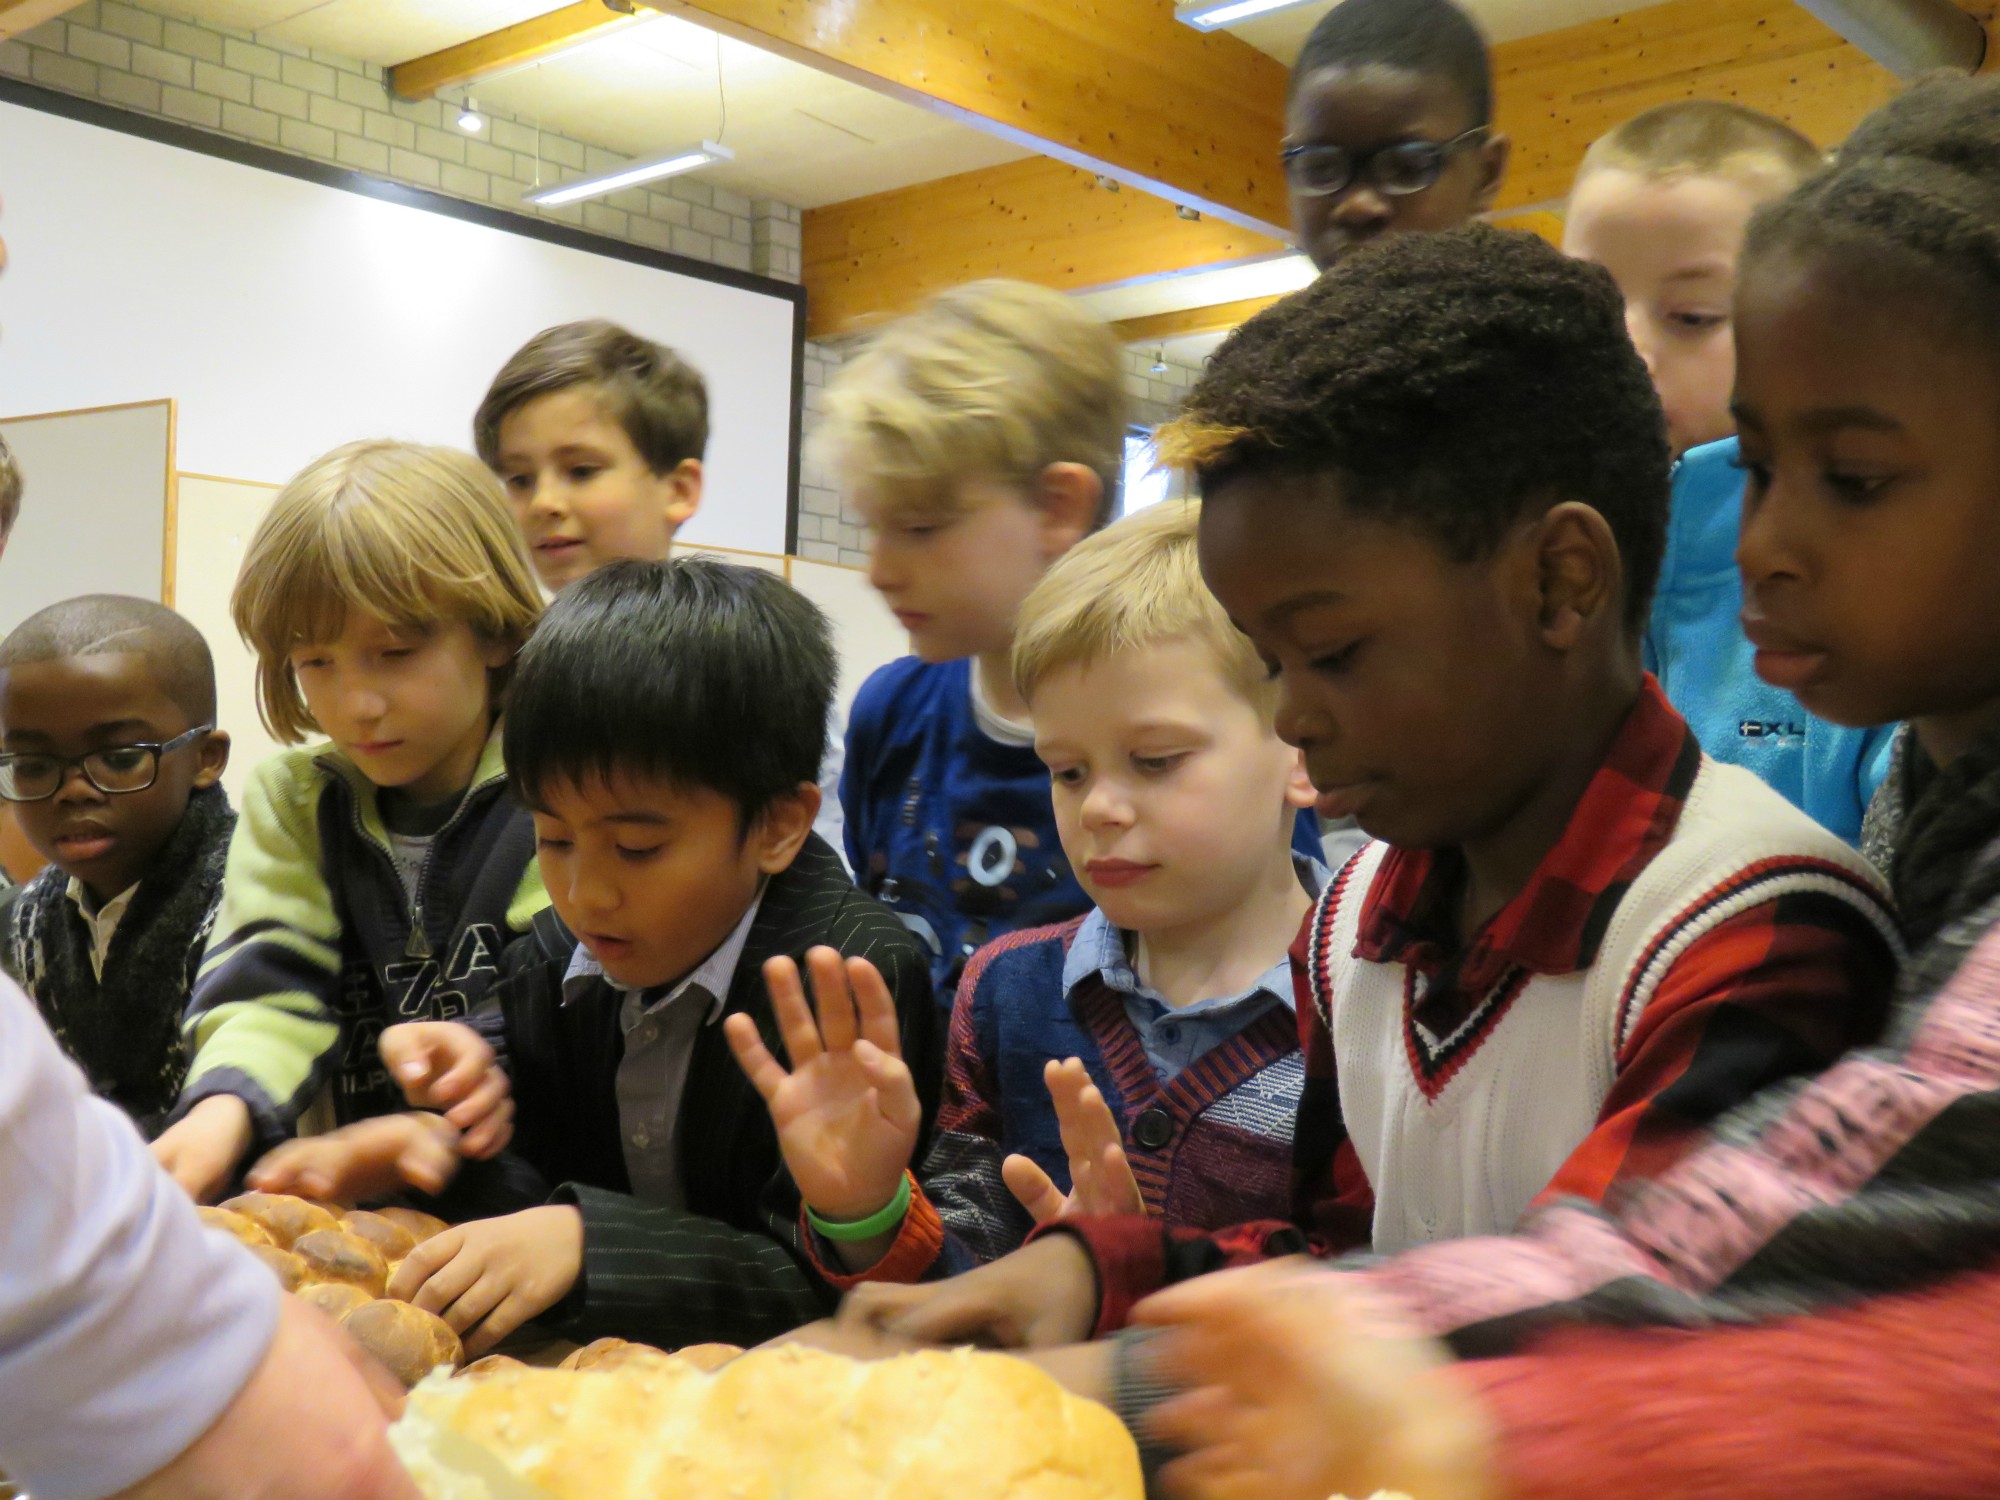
1003,1058,1146,1224
726,948,922,1224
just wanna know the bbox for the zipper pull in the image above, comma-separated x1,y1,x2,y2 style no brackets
406,915,432,959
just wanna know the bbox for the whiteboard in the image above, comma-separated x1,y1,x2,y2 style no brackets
175,476,910,804
0,88,801,555
0,401,173,635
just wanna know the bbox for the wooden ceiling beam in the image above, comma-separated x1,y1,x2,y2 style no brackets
0,0,87,42
1112,295,1285,346
388,0,654,102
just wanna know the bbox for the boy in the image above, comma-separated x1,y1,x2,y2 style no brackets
1282,0,1509,274
474,319,706,595
1563,101,1894,841
826,279,1139,996
839,227,1901,1355
475,320,848,857
0,595,233,1136
255,559,942,1355
730,502,1322,1286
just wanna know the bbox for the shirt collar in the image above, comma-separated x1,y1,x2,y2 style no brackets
1354,675,1700,981
1062,854,1328,1013
562,887,766,1025
65,876,137,927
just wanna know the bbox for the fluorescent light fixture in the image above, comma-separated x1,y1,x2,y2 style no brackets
524,141,735,207
1175,0,1318,29
457,97,482,132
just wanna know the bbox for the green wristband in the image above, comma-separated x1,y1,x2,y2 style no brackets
807,1173,913,1242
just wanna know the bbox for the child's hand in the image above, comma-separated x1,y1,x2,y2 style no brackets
379,1021,514,1158
839,1232,1101,1350
389,1205,584,1357
725,947,921,1223
247,1112,462,1203
151,1094,255,1203
1134,1260,1493,1500
1003,1058,1146,1224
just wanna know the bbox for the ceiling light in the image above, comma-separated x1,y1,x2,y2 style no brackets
1150,349,1169,375
523,140,735,207
457,97,482,132
1175,0,1320,30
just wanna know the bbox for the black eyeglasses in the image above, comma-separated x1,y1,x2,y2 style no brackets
1281,127,1490,199
0,724,213,803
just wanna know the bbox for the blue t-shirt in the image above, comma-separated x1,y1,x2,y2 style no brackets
1645,437,1896,844
842,656,1323,1000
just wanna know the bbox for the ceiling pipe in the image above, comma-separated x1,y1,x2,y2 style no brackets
1794,0,1986,77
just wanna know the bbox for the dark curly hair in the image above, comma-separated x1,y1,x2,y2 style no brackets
1160,224,1670,630
1290,0,1492,126
1744,74,2000,352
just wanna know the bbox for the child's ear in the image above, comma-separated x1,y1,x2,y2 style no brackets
750,781,822,875
662,458,703,533
1473,131,1511,215
1282,746,1318,812
1033,463,1102,560
192,728,231,790
478,632,518,671
1530,501,1621,649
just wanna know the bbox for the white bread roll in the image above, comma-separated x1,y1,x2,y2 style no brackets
391,1345,1141,1500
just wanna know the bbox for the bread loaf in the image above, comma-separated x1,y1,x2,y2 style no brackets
344,1299,465,1389
297,1281,375,1321
458,1355,528,1381
249,1244,309,1292
371,1206,450,1246
198,1206,276,1249
292,1228,391,1298
342,1209,420,1265
391,1345,1141,1500
221,1192,341,1249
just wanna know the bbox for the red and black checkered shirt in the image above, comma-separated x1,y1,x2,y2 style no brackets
1049,678,1900,1335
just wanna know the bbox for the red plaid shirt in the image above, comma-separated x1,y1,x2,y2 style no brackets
1049,679,1900,1335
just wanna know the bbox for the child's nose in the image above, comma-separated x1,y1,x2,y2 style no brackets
54,764,106,804
1081,780,1133,828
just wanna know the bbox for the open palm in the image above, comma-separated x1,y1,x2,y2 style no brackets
727,947,921,1223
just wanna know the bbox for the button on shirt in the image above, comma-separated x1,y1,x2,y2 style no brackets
561,891,764,1211
64,877,137,981
1063,857,1326,1082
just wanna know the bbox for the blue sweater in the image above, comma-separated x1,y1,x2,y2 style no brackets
843,656,1325,997
1645,438,1896,844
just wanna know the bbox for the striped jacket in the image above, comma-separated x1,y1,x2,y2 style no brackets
811,913,1306,1289
171,727,546,1156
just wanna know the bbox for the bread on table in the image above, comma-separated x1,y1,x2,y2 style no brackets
556,1338,673,1374
343,1299,465,1388
220,1191,341,1249
297,1281,376,1321
341,1208,420,1266
197,1205,276,1249
371,1206,450,1246
391,1344,1142,1500
669,1343,741,1373
249,1244,309,1292
291,1228,391,1299
458,1354,528,1381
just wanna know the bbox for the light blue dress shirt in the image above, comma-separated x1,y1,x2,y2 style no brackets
0,978,278,1500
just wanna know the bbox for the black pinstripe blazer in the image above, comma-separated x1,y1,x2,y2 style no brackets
464,835,940,1349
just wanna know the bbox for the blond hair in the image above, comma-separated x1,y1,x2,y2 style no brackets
1012,499,1269,711
816,280,1128,527
233,439,544,743
1579,100,1824,196
0,430,20,537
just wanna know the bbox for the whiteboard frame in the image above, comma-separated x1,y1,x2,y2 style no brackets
0,75,809,556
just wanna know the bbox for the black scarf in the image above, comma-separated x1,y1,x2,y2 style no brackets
6,784,236,1138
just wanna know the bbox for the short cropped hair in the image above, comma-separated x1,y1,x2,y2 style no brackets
0,594,217,725
815,280,1128,527
1158,224,1670,631
0,431,20,538
1291,0,1493,126
1012,499,1272,714
1580,100,1824,195
233,440,544,743
505,557,835,828
473,320,709,475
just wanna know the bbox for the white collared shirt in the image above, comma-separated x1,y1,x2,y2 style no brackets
64,878,138,981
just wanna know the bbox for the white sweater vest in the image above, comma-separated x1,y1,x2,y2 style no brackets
1307,756,1896,1255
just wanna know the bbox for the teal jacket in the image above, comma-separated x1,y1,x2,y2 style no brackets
172,726,547,1154
1645,438,1896,844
